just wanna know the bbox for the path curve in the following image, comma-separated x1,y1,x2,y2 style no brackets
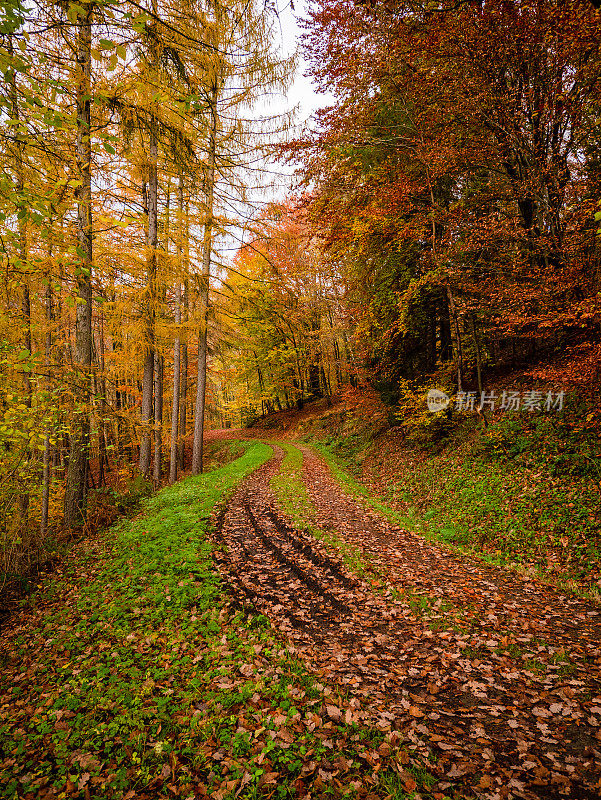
213,446,601,799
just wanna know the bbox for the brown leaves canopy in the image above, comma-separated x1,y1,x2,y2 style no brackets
289,0,601,385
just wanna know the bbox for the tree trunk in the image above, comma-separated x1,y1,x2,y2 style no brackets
169,176,184,484
472,314,483,396
429,309,437,372
139,343,154,477
327,307,343,390
439,298,452,362
178,201,190,473
152,176,171,487
41,222,54,539
96,309,111,486
170,280,181,483
64,2,93,528
192,92,217,475
139,120,158,478
8,36,31,523
153,354,163,486
446,285,463,394
179,280,188,472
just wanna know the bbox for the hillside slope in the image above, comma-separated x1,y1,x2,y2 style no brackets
243,382,601,599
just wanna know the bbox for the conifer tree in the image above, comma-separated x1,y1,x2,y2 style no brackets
63,0,94,526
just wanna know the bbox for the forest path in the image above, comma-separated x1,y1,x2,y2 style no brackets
214,443,601,800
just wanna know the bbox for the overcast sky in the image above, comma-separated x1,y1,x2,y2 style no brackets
219,0,334,254
274,0,334,124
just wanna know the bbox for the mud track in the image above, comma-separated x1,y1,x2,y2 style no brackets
212,448,601,799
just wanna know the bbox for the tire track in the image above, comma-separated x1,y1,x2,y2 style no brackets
211,448,601,799
244,503,352,613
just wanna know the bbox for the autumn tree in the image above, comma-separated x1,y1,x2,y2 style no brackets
292,0,601,395
185,0,294,473
220,202,352,416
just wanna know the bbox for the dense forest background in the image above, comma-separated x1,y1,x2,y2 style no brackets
2,0,601,587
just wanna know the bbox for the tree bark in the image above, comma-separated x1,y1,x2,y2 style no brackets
8,36,32,522
169,176,184,484
41,222,54,539
472,314,483,396
153,354,163,486
192,93,217,475
139,120,158,478
178,199,190,472
179,279,188,472
153,180,172,485
64,1,93,528
97,309,111,485
446,285,463,394
429,310,437,372
439,298,452,362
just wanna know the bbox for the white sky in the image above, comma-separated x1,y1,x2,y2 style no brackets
219,0,334,254
274,0,334,125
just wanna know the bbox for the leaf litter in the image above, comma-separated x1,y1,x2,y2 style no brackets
214,444,601,799
2,441,600,799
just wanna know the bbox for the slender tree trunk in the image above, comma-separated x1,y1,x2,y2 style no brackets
327,308,343,390
429,310,437,371
65,2,93,527
192,94,217,475
178,200,190,472
330,284,355,387
425,158,463,391
41,223,54,539
17,216,30,520
153,180,171,486
139,280,154,475
8,36,31,522
169,176,184,484
179,280,188,472
256,357,264,393
439,298,452,362
139,121,158,478
112,329,124,460
446,285,463,394
153,354,163,486
321,365,332,405
97,309,110,485
472,314,483,396
169,278,181,483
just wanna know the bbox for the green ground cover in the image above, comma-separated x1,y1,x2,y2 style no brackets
309,402,601,600
0,441,441,800
271,443,376,580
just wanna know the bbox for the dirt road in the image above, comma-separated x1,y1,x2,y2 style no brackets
213,445,601,799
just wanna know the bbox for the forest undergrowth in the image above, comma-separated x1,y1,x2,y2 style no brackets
0,442,444,800
305,394,601,602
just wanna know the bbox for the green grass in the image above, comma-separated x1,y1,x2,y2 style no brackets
269,442,313,526
203,439,250,471
270,442,379,580
309,414,601,602
0,441,446,800
0,442,273,799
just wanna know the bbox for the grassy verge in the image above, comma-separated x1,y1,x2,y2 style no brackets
309,406,601,602
203,440,251,472
0,441,447,800
270,444,474,636
270,443,378,580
